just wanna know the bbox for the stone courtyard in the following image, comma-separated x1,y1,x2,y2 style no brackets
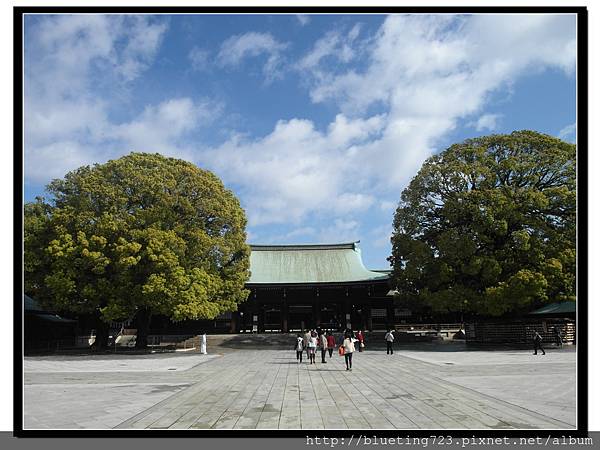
23,344,576,430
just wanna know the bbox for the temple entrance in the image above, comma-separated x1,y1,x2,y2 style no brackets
263,305,281,332
351,304,368,330
319,303,338,330
288,305,313,332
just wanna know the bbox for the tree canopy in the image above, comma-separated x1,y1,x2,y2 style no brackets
389,130,576,316
25,153,250,346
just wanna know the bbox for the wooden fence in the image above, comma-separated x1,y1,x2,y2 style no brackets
465,320,575,345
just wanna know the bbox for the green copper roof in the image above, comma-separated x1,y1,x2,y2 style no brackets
529,301,576,315
248,242,389,284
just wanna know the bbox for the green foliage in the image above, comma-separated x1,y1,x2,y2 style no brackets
389,131,576,316
25,152,250,323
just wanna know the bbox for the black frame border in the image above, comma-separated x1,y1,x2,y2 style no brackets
14,5,589,439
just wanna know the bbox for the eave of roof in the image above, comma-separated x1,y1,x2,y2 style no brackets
529,301,576,315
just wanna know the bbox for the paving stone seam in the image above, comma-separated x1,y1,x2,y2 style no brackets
356,356,448,428
114,355,242,428
205,359,275,429
369,359,502,429
336,361,433,429
387,362,553,428
428,371,575,428
240,361,283,428
389,360,573,428
331,367,398,429
358,354,559,429
192,359,263,428
313,361,353,429
309,363,349,429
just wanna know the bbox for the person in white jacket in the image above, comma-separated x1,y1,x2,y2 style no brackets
307,331,317,364
385,329,395,355
342,332,355,371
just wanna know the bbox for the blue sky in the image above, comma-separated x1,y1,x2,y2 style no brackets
23,13,576,269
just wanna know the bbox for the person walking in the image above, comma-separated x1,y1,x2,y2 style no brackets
385,329,395,355
553,326,563,347
304,329,311,359
327,332,336,358
356,330,365,352
308,331,317,364
342,332,355,371
533,330,546,355
295,334,304,363
319,330,328,363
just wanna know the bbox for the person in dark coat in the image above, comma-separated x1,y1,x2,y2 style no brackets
533,331,546,355
553,326,563,347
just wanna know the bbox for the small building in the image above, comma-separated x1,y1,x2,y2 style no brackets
24,294,77,352
233,242,392,333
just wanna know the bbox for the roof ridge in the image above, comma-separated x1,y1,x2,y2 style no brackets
250,242,360,251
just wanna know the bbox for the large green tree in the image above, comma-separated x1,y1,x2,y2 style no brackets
25,153,250,348
389,131,576,317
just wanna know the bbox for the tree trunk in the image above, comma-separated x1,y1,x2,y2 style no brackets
91,316,109,350
135,308,152,349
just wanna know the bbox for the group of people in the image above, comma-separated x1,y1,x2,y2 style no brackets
295,328,337,365
295,328,395,371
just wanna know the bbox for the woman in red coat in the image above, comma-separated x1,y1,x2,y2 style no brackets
356,330,365,352
326,333,336,358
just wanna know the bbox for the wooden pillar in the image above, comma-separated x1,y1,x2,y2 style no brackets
366,286,373,331
344,289,352,330
252,290,260,333
282,289,288,333
314,288,321,327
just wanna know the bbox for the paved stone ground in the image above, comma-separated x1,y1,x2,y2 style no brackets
23,345,576,430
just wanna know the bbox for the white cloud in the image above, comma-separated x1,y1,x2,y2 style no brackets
296,15,311,26
558,123,576,141
24,16,219,184
112,98,219,154
379,200,396,213
371,224,393,249
217,32,288,82
473,113,502,131
188,47,211,71
327,113,385,147
252,226,317,245
199,114,386,226
302,14,575,190
317,219,361,244
298,25,361,70
25,13,576,252
202,14,575,228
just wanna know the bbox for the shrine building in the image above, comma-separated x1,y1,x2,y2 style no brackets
232,242,393,333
